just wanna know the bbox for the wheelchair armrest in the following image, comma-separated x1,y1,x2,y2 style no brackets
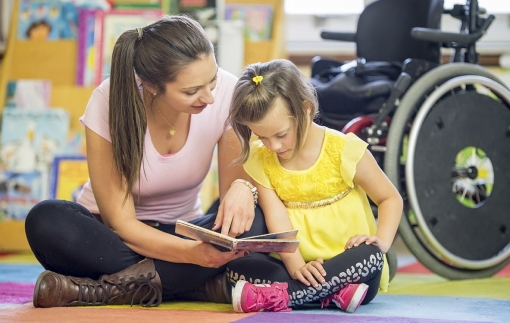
320,30,356,42
411,15,494,46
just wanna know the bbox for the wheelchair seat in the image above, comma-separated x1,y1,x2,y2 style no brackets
311,0,444,119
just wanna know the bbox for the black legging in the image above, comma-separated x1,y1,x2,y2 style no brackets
24,199,268,301
226,243,383,307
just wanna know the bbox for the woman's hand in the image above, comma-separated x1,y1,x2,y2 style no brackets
345,234,390,254
292,258,327,287
191,242,249,268
213,181,255,237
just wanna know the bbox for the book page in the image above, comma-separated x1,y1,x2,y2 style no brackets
175,220,234,251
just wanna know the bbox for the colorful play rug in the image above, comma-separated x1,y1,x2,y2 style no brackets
1,252,509,323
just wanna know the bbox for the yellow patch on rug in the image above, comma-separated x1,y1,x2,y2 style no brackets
387,273,510,300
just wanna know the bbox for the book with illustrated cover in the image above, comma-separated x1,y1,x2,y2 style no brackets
0,170,43,221
4,79,51,109
225,4,273,42
49,156,88,201
94,9,162,86
175,220,299,253
76,8,98,86
0,108,70,201
17,0,82,40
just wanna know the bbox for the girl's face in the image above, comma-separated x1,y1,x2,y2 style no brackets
246,97,298,161
158,53,218,114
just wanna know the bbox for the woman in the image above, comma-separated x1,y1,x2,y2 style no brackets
25,15,266,308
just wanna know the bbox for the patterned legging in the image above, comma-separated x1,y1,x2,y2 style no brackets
226,244,383,307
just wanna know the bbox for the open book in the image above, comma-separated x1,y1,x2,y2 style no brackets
175,220,299,253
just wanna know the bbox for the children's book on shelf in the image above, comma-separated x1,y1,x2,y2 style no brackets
0,108,70,205
175,220,300,253
18,0,63,40
0,170,43,221
178,0,216,25
76,8,99,86
4,79,51,109
49,156,88,201
225,4,273,42
17,0,80,40
94,9,162,86
17,0,110,41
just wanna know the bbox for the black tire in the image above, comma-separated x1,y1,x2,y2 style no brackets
384,63,510,279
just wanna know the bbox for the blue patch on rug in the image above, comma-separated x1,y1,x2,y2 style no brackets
0,264,44,283
236,295,510,323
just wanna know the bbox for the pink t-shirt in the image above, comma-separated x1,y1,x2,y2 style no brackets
76,68,238,224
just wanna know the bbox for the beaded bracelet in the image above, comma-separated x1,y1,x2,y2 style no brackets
231,179,258,207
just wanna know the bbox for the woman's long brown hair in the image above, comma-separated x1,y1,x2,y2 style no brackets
109,15,213,201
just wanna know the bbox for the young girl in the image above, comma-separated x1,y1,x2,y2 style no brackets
226,59,403,313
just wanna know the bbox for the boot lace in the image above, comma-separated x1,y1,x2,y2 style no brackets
74,272,162,307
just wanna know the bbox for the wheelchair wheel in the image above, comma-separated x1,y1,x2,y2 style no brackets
384,63,510,279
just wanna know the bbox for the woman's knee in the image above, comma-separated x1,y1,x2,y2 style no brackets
25,200,90,240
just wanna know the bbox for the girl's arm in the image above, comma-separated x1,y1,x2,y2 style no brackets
257,183,326,287
85,127,244,268
214,128,257,237
349,149,403,253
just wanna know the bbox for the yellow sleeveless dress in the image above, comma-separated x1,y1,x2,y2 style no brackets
244,128,389,292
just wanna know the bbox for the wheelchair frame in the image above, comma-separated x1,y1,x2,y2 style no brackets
317,0,510,279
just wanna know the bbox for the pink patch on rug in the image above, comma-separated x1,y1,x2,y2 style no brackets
397,261,510,277
0,282,35,304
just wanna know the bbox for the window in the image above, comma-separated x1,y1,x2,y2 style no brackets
284,0,365,15
443,0,510,14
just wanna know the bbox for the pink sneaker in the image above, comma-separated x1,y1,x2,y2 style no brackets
320,283,368,313
232,281,291,313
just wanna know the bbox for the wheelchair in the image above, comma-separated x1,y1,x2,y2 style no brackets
311,0,510,279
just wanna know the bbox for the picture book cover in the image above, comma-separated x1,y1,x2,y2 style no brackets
76,8,98,86
17,0,103,41
175,220,299,253
49,156,88,201
0,170,43,221
0,108,70,200
4,79,52,109
178,0,216,25
94,9,162,86
225,4,273,42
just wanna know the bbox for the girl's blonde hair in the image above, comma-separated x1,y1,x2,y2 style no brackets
227,59,319,163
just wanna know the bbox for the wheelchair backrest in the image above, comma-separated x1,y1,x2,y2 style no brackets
356,0,443,64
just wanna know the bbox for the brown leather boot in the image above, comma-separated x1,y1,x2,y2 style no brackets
175,272,232,304
33,258,162,308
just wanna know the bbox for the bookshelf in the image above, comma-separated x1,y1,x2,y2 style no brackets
224,0,286,66
0,0,95,251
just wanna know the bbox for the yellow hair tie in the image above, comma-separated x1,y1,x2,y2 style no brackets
252,75,263,85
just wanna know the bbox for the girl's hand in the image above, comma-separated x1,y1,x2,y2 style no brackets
192,242,249,268
345,234,390,254
292,258,326,287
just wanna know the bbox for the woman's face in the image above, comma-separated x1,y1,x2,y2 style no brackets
246,97,298,161
158,53,218,114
